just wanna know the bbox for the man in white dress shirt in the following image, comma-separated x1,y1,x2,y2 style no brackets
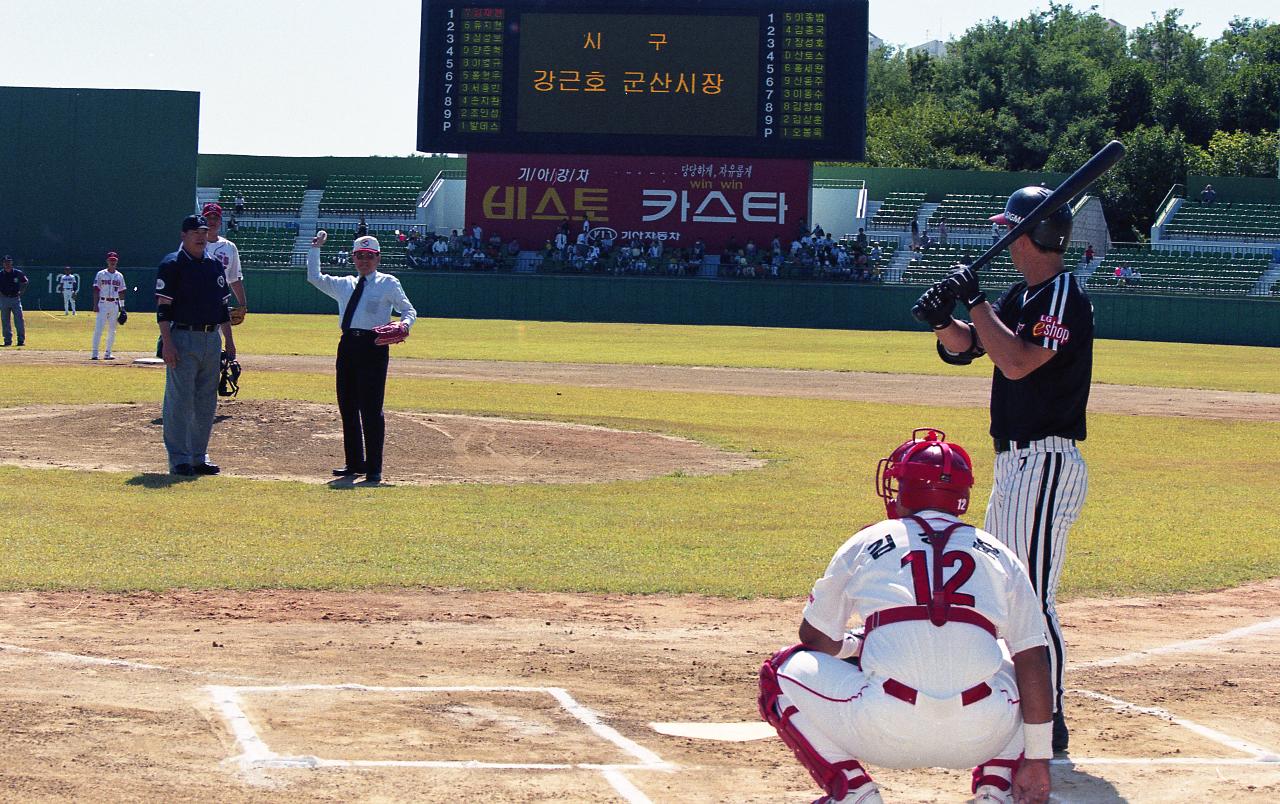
307,232,416,484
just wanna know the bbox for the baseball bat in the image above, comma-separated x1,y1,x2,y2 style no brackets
911,139,1126,320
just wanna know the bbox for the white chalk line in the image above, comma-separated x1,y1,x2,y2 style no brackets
1070,617,1280,669
0,641,267,682
206,683,672,801
1071,689,1280,761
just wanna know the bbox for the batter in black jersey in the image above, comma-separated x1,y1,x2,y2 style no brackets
912,185,1093,756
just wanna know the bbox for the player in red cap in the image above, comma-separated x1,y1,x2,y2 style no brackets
759,429,1053,804
201,202,247,326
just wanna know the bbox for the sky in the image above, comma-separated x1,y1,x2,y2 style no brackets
1,1,1272,157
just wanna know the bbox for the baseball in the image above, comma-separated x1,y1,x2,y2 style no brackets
315,229,328,245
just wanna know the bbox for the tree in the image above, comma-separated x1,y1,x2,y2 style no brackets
1186,129,1280,177
1130,10,1209,86
1100,125,1189,241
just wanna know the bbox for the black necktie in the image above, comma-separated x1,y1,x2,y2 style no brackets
341,275,367,330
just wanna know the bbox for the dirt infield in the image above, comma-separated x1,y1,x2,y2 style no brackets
2,351,1278,800
5,349,1280,421
0,400,761,484
0,583,1277,802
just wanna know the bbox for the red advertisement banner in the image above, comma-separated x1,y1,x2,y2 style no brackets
465,153,811,253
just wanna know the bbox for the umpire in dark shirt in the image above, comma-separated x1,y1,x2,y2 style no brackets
1,255,29,346
156,214,237,476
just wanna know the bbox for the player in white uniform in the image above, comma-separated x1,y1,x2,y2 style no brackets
57,267,80,315
200,202,247,324
759,429,1053,804
91,252,126,360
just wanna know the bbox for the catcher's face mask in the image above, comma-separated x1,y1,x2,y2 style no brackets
219,352,241,398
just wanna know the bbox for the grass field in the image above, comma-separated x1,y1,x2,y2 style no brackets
18,312,1280,393
2,314,1278,598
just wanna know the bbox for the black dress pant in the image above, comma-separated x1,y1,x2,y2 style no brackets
336,331,389,474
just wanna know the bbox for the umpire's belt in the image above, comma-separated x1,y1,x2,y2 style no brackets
171,323,219,332
883,677,992,707
100,297,119,302
994,436,1077,454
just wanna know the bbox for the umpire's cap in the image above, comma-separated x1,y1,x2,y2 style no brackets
991,186,1073,253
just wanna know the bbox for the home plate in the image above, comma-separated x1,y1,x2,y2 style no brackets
650,721,775,742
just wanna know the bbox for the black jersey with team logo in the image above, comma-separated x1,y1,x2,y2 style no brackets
989,270,1093,442
156,248,231,326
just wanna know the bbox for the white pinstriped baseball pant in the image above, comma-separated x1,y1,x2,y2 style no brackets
984,437,1087,714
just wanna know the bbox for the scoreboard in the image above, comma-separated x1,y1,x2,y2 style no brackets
418,0,867,159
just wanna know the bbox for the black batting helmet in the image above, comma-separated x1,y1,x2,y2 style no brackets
990,186,1073,253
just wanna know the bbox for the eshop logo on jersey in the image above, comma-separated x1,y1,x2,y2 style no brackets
1032,314,1071,343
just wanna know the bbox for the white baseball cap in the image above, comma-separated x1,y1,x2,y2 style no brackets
353,235,381,254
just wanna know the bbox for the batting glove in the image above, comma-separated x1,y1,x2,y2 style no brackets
944,264,987,310
913,283,957,330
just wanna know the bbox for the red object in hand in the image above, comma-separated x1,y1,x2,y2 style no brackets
373,322,408,346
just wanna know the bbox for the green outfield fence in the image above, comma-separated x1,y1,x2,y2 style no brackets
17,267,1280,347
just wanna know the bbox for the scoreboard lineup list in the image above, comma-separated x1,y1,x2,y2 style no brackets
419,0,867,160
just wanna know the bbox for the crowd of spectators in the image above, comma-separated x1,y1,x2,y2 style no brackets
335,219,889,281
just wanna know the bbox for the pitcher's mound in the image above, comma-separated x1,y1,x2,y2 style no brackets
0,401,763,485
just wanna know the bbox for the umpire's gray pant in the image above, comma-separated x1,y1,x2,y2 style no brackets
0,295,23,343
162,329,223,470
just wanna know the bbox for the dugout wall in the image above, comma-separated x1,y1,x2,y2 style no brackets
0,87,199,267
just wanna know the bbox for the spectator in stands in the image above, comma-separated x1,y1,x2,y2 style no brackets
336,249,349,266
357,213,369,238
991,221,1000,244
234,194,246,215
856,227,869,249
911,219,921,251
553,229,569,257
227,216,239,233
397,230,408,245
938,217,948,246
471,222,483,248
506,238,520,259
870,243,883,267
920,230,933,251
432,236,449,267
1129,267,1142,285
1114,264,1125,285
1084,243,1095,268
796,218,809,240
1200,184,1217,204
1120,265,1134,285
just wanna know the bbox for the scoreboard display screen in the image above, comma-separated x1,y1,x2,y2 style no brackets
418,0,868,159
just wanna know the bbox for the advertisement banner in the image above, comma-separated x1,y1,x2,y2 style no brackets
465,154,811,253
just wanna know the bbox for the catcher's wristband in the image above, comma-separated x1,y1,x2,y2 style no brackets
1024,721,1053,759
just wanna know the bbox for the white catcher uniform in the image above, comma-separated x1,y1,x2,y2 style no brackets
763,511,1047,787
58,272,80,314
92,269,126,358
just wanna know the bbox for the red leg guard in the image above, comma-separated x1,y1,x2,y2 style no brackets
971,753,1023,794
759,645,873,800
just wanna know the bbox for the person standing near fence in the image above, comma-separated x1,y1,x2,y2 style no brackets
91,252,126,360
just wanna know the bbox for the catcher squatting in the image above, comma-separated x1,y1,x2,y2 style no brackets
760,429,1054,804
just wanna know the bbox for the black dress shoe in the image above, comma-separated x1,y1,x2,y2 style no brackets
171,464,196,476
1052,710,1069,754
362,473,382,484
332,466,364,477
193,462,220,475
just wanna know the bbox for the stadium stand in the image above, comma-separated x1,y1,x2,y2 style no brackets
1084,245,1271,295
319,175,426,217
868,192,925,231
1163,199,1280,242
927,194,1007,232
227,225,297,267
900,244,1086,288
218,173,306,216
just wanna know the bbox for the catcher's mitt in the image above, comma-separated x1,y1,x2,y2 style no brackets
116,309,128,326
229,305,247,326
219,351,241,398
373,322,409,346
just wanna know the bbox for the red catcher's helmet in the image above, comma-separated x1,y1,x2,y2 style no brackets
875,428,975,518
